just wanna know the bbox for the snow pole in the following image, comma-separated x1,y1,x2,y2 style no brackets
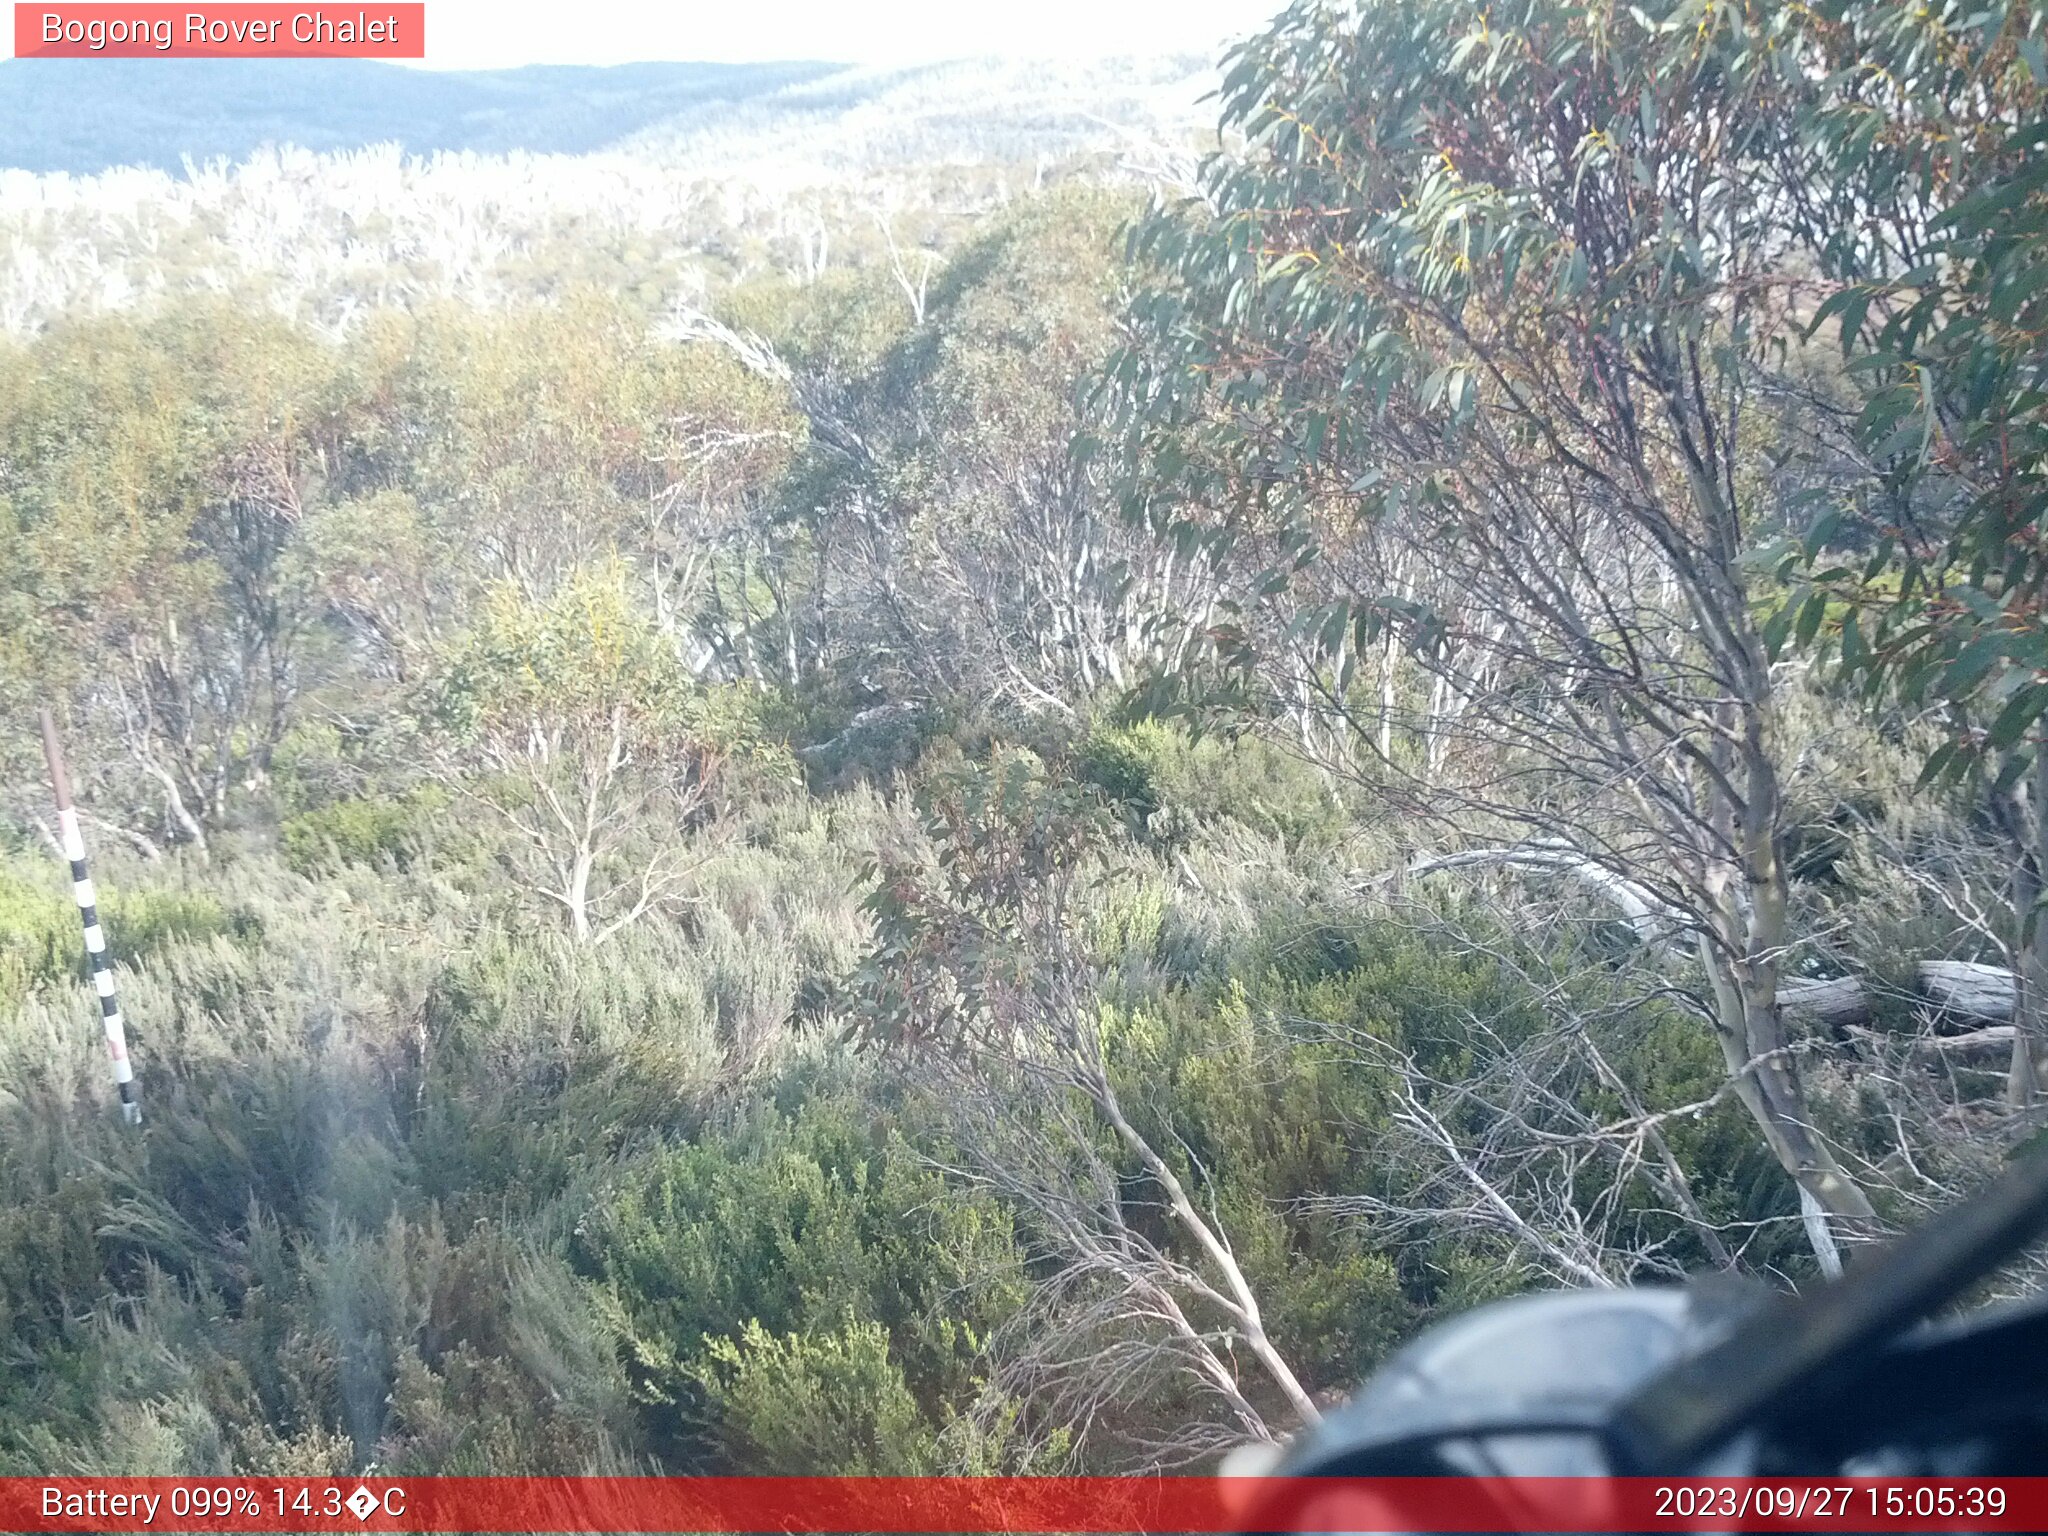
39,708,141,1125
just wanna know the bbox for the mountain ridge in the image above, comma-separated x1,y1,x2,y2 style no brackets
0,57,846,173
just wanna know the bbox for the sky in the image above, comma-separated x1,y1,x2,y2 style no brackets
406,0,1285,69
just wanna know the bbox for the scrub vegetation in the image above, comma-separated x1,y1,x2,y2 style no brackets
3,0,2046,1475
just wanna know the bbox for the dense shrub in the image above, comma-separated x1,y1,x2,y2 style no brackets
572,1087,1026,1466
0,863,246,1011
1079,721,1346,851
279,787,453,876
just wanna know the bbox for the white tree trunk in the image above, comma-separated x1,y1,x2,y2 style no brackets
566,845,595,943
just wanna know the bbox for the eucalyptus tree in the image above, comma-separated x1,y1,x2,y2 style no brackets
421,568,733,945
679,196,1232,723
1105,0,1885,1251
1777,2,2048,1099
0,304,344,849
863,190,1230,719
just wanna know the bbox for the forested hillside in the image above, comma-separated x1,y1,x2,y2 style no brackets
0,54,1212,335
4,0,2047,1477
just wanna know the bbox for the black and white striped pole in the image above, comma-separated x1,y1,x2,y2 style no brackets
39,709,141,1125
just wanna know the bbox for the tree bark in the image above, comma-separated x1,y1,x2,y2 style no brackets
566,845,594,943
2011,747,2048,1104
133,750,209,857
1699,931,1877,1241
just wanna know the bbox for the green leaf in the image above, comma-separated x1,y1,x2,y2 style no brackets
1987,685,2047,752
1916,738,1961,790
1794,590,1828,648
1802,508,1842,561
1943,633,2005,698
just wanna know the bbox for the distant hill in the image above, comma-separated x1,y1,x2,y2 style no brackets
0,58,843,173
0,52,1221,334
626,55,1218,185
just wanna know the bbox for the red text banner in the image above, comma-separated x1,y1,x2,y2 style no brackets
14,5,424,58
1,1476,2041,1534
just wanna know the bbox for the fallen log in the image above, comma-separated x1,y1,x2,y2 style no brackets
1913,1024,2016,1057
1397,844,2023,1030
1918,960,2015,1024
1777,963,2017,1031
1777,977,1875,1030
1403,842,1680,949
1845,1023,2016,1062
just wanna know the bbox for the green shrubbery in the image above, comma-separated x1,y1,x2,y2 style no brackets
1079,721,1347,851
0,863,248,1013
280,788,453,876
0,772,1666,1474
0,718,1964,1475
574,1087,1025,1467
